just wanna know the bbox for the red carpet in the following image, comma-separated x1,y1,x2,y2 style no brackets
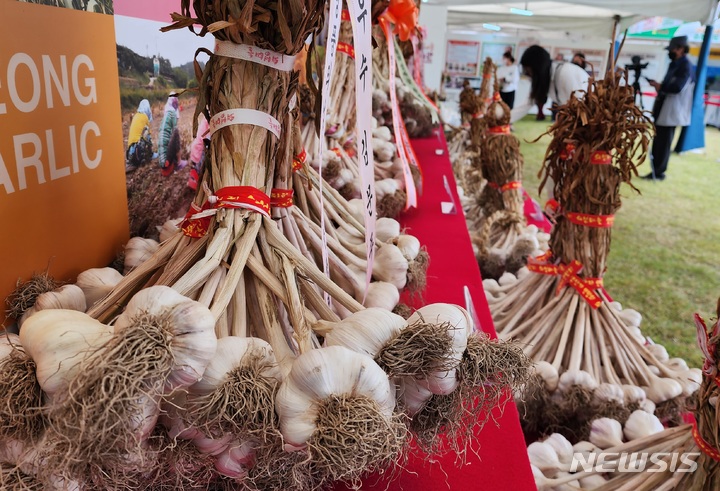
333,129,535,490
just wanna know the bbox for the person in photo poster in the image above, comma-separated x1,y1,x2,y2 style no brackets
124,99,157,173
644,36,695,181
157,93,188,177
497,51,520,110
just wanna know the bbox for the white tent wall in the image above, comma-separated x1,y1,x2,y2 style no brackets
419,4,449,92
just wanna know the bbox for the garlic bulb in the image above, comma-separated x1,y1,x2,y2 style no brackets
395,235,421,261
215,440,253,478
114,285,217,391
594,383,625,404
483,279,501,295
527,441,564,475
642,377,682,403
373,244,409,290
376,218,401,242
347,199,365,223
666,357,689,372
407,304,471,395
589,418,624,449
646,343,669,363
19,309,114,398
398,376,433,416
544,433,573,465
534,361,559,392
372,126,392,142
374,178,399,199
679,368,702,397
323,308,406,359
623,410,664,441
558,370,598,393
158,218,182,242
608,301,623,311
275,346,396,447
498,272,517,287
579,474,608,487
617,308,642,328
639,399,656,414
19,284,87,326
622,385,647,405
123,237,160,274
572,441,601,461
75,267,124,307
363,281,400,311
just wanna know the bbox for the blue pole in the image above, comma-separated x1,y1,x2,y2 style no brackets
675,24,713,152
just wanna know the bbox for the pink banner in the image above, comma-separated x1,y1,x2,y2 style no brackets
114,0,195,22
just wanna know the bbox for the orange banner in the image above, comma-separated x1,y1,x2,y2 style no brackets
0,1,127,325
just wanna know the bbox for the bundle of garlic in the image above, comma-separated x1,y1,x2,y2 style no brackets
19,286,217,487
486,69,695,423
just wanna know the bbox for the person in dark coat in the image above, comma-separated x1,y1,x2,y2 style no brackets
644,36,695,181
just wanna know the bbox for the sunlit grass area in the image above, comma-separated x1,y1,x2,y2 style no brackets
514,117,720,367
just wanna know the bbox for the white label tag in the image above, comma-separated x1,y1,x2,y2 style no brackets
208,108,281,138
346,0,377,299
214,40,297,71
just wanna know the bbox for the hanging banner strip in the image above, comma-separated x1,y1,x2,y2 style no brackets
393,36,440,121
337,42,355,59
381,19,417,210
181,186,271,238
410,34,423,86
214,40,296,71
209,109,281,139
271,189,294,208
317,0,343,303
347,0,377,298
590,150,612,165
566,212,615,228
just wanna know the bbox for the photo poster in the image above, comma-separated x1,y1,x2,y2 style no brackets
552,47,607,78
113,2,215,236
0,0,127,326
481,42,515,67
445,39,481,77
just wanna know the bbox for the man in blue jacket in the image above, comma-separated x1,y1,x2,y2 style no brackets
644,36,694,181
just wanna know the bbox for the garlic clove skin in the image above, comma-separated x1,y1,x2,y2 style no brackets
347,199,365,223
159,218,182,242
76,267,124,308
594,383,625,404
114,285,218,391
189,337,281,395
544,433,574,465
215,440,252,478
192,433,233,456
399,376,433,416
407,303,471,361
621,385,647,405
19,309,114,398
646,343,669,363
527,441,563,475
376,218,401,242
589,418,624,449
534,361,559,392
558,370,598,393
679,368,702,397
498,272,517,286
579,474,608,487
639,398,656,414
19,284,87,326
363,281,400,311
394,235,421,261
623,410,664,441
608,301,623,311
373,244,409,290
617,308,642,328
275,346,396,447
323,308,406,358
123,237,160,275
642,377,682,403
666,357,689,372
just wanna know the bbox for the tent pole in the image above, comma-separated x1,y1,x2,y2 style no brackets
675,0,720,152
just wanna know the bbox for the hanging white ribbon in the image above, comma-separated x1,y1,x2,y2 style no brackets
346,0,377,298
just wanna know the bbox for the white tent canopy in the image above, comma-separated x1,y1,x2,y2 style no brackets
438,0,718,39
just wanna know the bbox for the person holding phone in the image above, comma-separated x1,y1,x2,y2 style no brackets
644,36,694,181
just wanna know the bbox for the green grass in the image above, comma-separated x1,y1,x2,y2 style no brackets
513,117,720,368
